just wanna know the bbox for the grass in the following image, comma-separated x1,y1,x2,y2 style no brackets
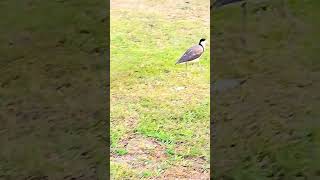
115,148,128,156
110,0,210,178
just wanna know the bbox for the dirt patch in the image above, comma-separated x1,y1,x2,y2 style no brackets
159,165,209,180
111,0,209,23
111,134,167,171
112,134,209,178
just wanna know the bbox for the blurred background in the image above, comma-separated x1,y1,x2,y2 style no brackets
212,0,320,179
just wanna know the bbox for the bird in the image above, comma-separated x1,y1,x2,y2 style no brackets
176,38,207,70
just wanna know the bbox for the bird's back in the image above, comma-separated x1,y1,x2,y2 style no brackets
176,45,204,64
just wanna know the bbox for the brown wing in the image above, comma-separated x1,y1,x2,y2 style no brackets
176,45,204,64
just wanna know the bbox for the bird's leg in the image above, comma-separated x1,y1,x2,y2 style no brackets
198,61,203,71
185,62,188,75
185,62,188,76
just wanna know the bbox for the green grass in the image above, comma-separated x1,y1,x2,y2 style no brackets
110,0,210,178
110,162,139,179
115,148,128,156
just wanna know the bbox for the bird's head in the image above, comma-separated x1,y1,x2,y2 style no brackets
199,38,206,47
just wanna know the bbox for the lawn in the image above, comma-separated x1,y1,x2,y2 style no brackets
110,0,210,179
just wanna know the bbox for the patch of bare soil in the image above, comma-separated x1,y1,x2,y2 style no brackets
158,165,209,180
111,135,167,171
111,0,209,24
111,134,209,179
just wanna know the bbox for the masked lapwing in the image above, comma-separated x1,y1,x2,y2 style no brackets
176,38,206,69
